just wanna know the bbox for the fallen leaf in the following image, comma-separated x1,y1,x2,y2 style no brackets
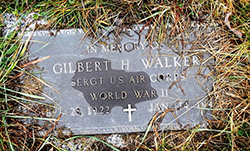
224,12,232,29
231,28,243,38
224,12,242,38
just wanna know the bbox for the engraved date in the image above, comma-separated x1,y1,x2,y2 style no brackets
71,107,83,116
71,106,110,116
92,106,110,115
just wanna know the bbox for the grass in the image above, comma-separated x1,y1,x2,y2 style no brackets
0,0,249,150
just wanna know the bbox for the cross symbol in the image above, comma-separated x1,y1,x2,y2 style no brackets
123,104,137,122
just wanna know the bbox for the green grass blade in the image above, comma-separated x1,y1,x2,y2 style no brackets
37,136,61,151
88,136,120,151
3,116,15,151
191,128,231,133
138,11,161,23
5,115,58,121
135,122,152,151
0,86,45,100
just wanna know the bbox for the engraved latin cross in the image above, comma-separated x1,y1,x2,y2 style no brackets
123,104,137,122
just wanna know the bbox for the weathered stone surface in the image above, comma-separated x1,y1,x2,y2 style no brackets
24,25,213,134
71,58,158,114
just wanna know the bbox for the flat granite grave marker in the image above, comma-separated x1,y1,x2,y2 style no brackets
24,24,213,134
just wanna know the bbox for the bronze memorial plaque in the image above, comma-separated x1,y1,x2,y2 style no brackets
24,24,213,134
